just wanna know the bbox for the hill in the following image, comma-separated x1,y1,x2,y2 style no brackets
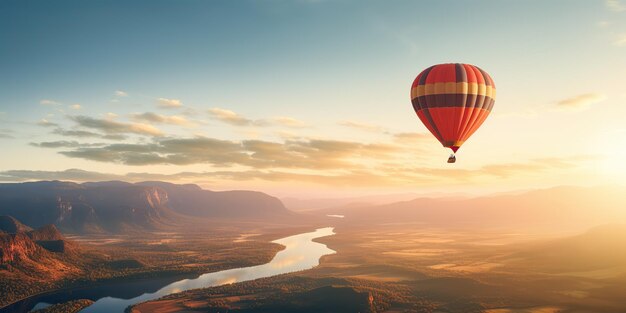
508,223,626,273
0,215,32,233
0,217,81,286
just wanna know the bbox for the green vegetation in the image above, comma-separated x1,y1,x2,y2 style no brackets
130,275,415,313
0,230,284,308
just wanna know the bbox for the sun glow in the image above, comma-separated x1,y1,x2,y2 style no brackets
596,130,626,182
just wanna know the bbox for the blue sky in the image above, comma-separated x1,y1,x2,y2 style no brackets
1,0,625,197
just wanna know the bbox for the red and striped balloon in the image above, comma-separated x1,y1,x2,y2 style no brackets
410,63,495,155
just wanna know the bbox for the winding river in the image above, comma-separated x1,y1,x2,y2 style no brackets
3,227,335,313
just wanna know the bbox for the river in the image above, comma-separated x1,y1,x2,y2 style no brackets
3,227,335,313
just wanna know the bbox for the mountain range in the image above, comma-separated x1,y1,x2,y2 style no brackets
319,185,626,232
0,181,293,233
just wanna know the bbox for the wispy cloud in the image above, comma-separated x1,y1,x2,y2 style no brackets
391,132,431,141
0,154,596,186
272,116,309,128
208,108,266,126
40,99,60,105
37,119,59,127
0,129,13,139
208,108,309,128
30,141,105,148
70,104,82,110
0,169,124,182
51,128,126,141
131,112,195,126
613,34,626,46
0,168,398,186
339,120,384,132
479,156,597,178
53,136,396,168
70,115,164,136
157,98,183,108
606,0,626,11
114,90,129,97
556,93,606,110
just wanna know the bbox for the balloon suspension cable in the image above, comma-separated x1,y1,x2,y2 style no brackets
447,153,456,164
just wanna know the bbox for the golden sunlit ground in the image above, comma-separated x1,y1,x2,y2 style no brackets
128,218,626,313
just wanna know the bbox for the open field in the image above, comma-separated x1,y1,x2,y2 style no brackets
132,221,626,313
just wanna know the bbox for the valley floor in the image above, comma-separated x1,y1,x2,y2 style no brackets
130,222,626,313
0,223,314,310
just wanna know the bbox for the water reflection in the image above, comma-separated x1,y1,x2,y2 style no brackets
327,214,345,218
26,227,335,313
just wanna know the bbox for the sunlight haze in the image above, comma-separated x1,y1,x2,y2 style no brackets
2,0,625,198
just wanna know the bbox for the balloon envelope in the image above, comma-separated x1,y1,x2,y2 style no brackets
410,63,495,153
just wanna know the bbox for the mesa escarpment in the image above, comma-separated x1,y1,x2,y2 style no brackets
0,181,297,234
0,215,84,307
0,215,32,234
0,216,78,272
0,232,44,264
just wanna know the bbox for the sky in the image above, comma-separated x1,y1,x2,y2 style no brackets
1,0,625,198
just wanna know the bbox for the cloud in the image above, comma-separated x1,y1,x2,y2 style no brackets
393,155,598,181
114,90,128,97
37,119,59,127
479,157,578,178
606,0,626,11
40,99,60,105
54,136,397,168
613,34,626,46
0,168,397,186
0,169,124,182
391,132,431,141
30,141,106,148
0,129,13,139
70,104,82,110
70,115,164,137
556,93,606,110
275,130,300,139
157,98,183,108
131,112,194,126
0,155,596,186
272,116,309,128
58,139,240,166
51,127,126,140
208,108,265,126
208,108,307,128
339,120,384,132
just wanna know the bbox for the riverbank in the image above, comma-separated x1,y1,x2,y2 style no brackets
97,227,336,313
1,225,321,312
128,227,337,313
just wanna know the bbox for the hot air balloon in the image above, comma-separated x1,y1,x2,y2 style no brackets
410,63,495,163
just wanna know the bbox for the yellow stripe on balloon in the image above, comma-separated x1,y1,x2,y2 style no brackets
411,83,496,98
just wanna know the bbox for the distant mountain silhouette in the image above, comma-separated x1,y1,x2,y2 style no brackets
0,181,293,233
136,181,292,219
322,185,626,231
